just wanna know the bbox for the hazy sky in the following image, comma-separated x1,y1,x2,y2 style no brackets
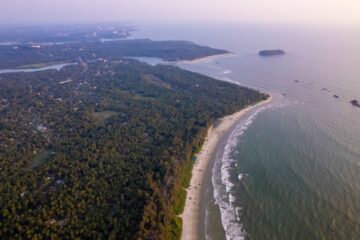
1,0,360,26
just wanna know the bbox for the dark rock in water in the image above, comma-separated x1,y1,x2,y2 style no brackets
333,95,340,98
350,100,360,107
294,80,300,83
259,49,286,56
282,93,287,96
321,88,328,91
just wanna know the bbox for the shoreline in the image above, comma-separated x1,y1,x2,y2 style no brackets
180,96,273,240
173,53,234,64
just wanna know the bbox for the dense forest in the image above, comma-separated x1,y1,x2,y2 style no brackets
0,27,267,239
0,59,267,239
0,39,228,69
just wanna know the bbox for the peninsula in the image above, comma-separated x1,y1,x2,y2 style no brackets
0,39,229,69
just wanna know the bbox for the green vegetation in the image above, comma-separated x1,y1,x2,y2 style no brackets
0,39,228,69
174,188,187,216
29,150,52,170
90,111,119,125
0,52,267,238
170,216,183,240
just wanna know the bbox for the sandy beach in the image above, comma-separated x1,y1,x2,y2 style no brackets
180,96,273,240
174,53,234,64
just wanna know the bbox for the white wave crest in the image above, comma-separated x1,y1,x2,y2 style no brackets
222,77,240,86
212,104,271,240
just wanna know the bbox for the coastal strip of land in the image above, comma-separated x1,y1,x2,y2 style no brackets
180,96,273,240
175,53,234,64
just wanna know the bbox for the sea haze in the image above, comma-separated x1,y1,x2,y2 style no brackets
133,23,360,239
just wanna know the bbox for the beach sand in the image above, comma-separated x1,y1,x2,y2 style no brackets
180,96,273,240
174,53,234,64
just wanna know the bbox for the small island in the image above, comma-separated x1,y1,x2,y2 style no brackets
259,49,286,56
350,100,360,107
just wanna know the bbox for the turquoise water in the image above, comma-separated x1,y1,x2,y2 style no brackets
133,23,360,239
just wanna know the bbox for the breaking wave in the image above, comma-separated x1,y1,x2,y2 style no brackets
211,103,272,240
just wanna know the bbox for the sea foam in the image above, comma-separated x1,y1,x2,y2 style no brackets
211,104,271,240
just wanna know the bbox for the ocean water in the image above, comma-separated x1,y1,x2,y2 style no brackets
132,23,360,240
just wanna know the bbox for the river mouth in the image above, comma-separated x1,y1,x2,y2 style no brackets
0,63,77,74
